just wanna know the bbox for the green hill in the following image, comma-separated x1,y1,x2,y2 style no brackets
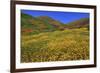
65,18,89,29
37,16,65,30
21,13,89,35
21,13,60,34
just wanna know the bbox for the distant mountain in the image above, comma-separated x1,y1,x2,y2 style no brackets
21,13,89,35
65,18,89,29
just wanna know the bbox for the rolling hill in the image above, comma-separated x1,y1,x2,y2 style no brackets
21,13,60,35
21,13,89,35
65,18,89,29
37,16,65,30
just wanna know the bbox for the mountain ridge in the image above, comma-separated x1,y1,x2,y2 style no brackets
21,13,89,35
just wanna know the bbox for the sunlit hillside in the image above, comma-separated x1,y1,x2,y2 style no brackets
21,13,89,63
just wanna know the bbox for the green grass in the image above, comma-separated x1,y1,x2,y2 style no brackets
21,28,89,63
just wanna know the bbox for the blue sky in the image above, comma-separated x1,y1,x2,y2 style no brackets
21,9,89,24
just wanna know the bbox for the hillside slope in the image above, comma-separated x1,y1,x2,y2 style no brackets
21,13,89,35
21,13,62,35
65,18,89,29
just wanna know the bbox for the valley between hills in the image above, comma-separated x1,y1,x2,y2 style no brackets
21,13,89,62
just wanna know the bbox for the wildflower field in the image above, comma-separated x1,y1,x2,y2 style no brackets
21,28,89,63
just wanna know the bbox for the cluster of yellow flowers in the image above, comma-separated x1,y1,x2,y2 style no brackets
21,28,89,63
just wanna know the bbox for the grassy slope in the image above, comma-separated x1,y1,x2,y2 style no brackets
37,16,65,30
21,28,89,62
21,13,63,35
21,13,89,63
21,13,89,35
65,18,89,29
